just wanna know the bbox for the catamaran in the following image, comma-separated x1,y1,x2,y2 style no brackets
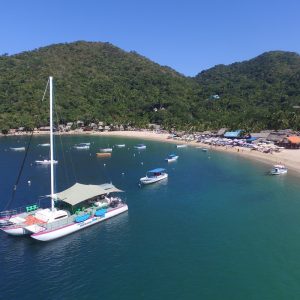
0,77,128,241
140,168,168,185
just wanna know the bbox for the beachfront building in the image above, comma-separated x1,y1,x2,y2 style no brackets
224,130,244,139
216,128,228,137
279,136,300,149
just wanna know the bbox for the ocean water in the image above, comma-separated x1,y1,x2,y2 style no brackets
1,135,300,300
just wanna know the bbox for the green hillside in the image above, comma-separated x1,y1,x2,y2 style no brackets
194,51,300,130
0,42,300,131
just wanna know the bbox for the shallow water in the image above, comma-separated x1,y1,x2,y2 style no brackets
1,135,300,300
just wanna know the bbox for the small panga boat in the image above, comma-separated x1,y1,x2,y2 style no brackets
100,148,113,152
96,153,111,158
74,143,90,150
270,164,288,175
35,159,58,165
115,144,126,148
10,147,25,151
165,154,179,162
134,144,146,150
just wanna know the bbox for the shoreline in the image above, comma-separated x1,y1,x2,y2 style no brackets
3,130,300,177
97,131,300,177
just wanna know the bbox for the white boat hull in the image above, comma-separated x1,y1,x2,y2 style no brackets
270,170,287,175
30,204,128,241
1,226,30,236
35,160,58,165
140,174,168,185
165,156,178,162
100,148,112,152
74,146,90,150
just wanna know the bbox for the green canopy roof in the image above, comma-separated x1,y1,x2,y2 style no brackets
55,183,123,206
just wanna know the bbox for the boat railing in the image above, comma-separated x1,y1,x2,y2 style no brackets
41,215,77,231
0,202,41,219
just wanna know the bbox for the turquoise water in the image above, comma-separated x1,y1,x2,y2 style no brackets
1,135,300,299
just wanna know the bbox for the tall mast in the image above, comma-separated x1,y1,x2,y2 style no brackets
49,76,55,211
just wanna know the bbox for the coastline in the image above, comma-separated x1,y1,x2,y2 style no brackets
3,130,300,177
96,131,300,177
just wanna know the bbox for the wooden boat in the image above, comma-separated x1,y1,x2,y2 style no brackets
96,152,111,158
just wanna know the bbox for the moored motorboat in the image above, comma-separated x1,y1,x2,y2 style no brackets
165,154,179,162
134,144,146,150
100,148,113,152
96,152,111,158
74,143,90,150
176,144,187,148
115,144,126,148
10,147,25,151
35,159,58,165
38,143,50,147
270,164,288,175
140,168,168,185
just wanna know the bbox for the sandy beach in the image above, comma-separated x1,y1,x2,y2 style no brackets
3,129,300,176
95,130,300,176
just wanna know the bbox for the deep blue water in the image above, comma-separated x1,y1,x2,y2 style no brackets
1,135,300,300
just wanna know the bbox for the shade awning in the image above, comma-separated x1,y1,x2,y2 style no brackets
287,136,300,144
55,183,123,206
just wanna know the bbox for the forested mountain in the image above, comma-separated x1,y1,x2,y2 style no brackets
194,51,300,130
0,42,299,131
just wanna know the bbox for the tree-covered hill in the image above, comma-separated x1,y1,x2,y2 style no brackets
194,51,300,130
0,42,300,131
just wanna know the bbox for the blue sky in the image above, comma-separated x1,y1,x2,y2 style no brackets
0,0,299,76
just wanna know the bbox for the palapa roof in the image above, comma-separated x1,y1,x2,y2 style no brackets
55,183,123,206
287,136,300,144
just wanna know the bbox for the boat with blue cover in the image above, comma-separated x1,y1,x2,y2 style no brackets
140,168,168,185
75,213,90,223
94,208,107,217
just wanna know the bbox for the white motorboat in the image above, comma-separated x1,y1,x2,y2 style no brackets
35,159,58,165
100,148,113,152
140,168,168,185
74,143,90,150
10,147,25,151
176,144,187,148
270,164,288,175
0,77,128,241
38,143,50,147
115,144,126,148
165,154,179,162
134,144,146,150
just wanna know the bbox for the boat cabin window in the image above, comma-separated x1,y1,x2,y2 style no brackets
54,215,68,220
